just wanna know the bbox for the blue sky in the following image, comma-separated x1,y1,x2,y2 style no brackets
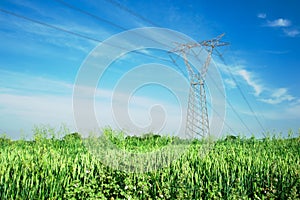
0,0,300,139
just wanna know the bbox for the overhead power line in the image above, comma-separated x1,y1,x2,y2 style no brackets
217,54,267,136
54,0,189,53
103,0,249,135
103,0,189,42
54,0,127,31
206,100,237,135
105,0,268,136
227,69,267,135
53,0,252,136
0,8,173,63
1,3,258,137
53,0,191,77
104,0,160,27
53,0,188,64
0,8,102,43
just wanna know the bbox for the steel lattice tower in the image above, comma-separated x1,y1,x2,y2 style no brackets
171,34,228,139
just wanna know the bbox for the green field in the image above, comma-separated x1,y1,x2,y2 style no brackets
0,127,299,199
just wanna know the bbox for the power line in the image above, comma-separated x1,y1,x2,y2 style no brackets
207,71,253,134
103,0,189,43
54,0,220,87
54,0,192,52
228,69,267,135
227,47,269,129
53,0,127,31
57,0,266,136
206,99,237,135
53,0,186,63
217,53,267,136
99,0,242,136
1,5,242,136
104,0,268,136
52,0,191,78
0,8,172,64
104,0,160,27
0,8,102,43
0,6,187,82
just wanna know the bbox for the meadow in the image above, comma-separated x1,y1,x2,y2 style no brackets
0,127,299,199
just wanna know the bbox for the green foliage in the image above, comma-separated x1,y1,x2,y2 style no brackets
0,127,299,199
224,135,238,141
0,133,11,145
63,132,82,141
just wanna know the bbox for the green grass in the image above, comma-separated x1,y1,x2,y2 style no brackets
0,127,299,199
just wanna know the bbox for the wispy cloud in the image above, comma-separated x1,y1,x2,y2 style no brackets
257,13,267,19
0,70,73,96
1,69,187,138
237,69,263,96
0,14,97,53
217,61,298,106
260,88,295,105
215,62,263,96
283,29,300,37
8,0,46,16
0,2,116,54
224,78,236,89
261,50,289,55
266,18,291,27
259,101,300,121
258,14,299,37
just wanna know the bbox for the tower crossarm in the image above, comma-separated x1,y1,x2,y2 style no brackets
169,43,200,82
199,33,229,80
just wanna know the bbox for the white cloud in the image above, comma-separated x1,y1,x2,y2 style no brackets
224,78,236,89
257,13,266,19
95,89,185,135
0,69,73,95
266,18,291,27
237,69,263,96
213,62,263,96
283,29,300,37
259,102,300,121
1,69,188,138
260,88,295,104
272,88,291,98
216,61,297,106
258,15,299,37
0,93,75,139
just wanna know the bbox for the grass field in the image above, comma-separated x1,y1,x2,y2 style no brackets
0,127,299,199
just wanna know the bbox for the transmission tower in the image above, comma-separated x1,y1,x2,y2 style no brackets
170,34,229,139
